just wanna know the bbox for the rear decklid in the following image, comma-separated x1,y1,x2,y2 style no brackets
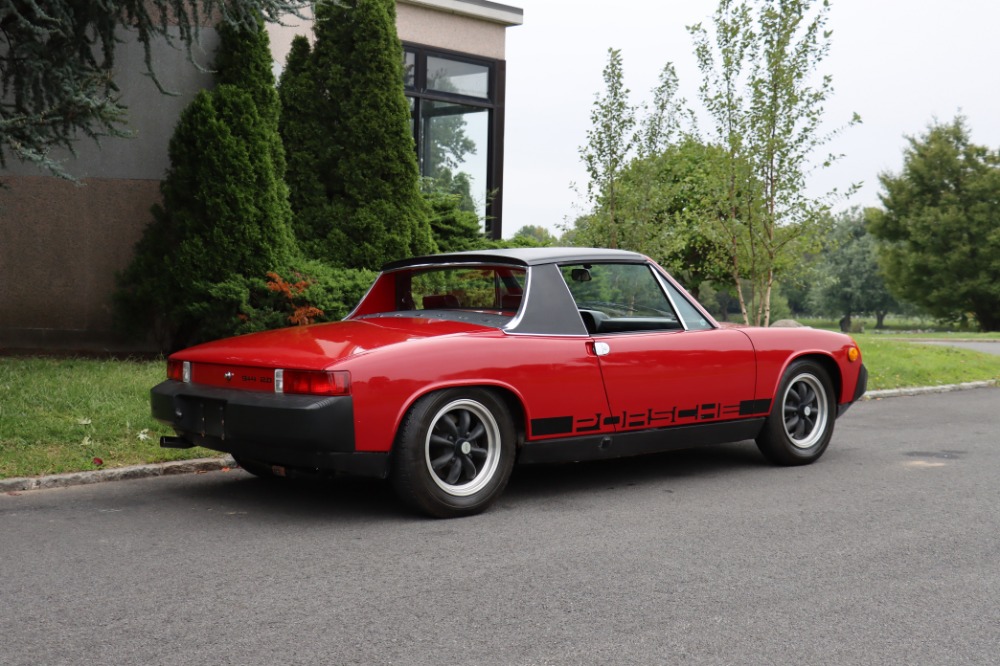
171,317,496,374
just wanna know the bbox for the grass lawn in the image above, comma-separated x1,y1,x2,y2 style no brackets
0,357,215,479
853,334,1000,390
2,339,999,479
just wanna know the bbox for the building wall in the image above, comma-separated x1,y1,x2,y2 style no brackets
0,31,219,351
0,2,520,352
396,2,507,58
0,177,162,350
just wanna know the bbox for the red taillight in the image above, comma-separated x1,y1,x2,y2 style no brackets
278,370,350,396
167,359,184,381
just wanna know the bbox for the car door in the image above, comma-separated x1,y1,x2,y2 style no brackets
561,262,757,433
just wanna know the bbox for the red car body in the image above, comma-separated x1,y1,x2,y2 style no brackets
152,248,866,517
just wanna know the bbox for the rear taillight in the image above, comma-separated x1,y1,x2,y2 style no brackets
167,360,190,382
275,369,350,396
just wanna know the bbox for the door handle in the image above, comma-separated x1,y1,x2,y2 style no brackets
594,342,610,356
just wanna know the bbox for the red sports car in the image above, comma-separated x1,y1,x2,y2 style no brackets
153,248,867,517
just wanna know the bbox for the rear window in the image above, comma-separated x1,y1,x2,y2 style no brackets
396,265,526,314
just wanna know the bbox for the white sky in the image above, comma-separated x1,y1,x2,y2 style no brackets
502,0,1000,237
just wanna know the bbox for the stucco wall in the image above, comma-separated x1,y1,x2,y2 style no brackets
396,3,507,58
3,31,218,182
0,177,162,350
0,4,515,352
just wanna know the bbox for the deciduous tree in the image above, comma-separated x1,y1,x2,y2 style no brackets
689,0,857,325
812,208,897,330
869,117,1000,331
578,49,682,251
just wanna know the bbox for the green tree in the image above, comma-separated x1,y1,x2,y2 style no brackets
425,189,483,252
869,118,1000,331
288,0,435,269
278,35,329,247
611,138,739,298
578,49,682,251
513,225,556,245
688,0,858,326
115,20,296,350
812,208,897,330
0,0,308,179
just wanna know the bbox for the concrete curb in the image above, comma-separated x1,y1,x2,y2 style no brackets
862,379,997,400
0,455,235,494
2,380,997,494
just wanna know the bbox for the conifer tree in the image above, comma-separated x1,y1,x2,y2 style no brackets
115,19,296,350
284,0,435,268
278,35,331,250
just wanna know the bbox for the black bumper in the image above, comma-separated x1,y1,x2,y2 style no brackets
837,363,868,418
150,381,388,478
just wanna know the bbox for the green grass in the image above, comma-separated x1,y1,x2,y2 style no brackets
797,316,1000,338
2,341,1000,480
0,357,215,479
853,335,1000,390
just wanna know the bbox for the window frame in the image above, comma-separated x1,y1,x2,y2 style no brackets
403,43,506,238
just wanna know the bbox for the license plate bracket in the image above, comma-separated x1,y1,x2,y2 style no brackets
178,397,226,439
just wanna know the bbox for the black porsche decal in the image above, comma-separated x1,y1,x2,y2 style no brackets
738,399,772,415
530,416,575,436
532,398,772,436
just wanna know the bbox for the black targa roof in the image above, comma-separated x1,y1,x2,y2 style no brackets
381,247,650,271
378,248,656,336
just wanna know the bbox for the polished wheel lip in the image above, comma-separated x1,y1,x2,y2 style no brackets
424,398,502,497
782,372,829,450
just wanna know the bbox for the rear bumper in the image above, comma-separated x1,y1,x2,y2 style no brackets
150,381,388,478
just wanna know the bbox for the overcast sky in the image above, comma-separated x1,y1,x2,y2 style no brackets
501,0,1000,237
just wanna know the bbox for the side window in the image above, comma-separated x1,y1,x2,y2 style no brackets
560,263,681,334
657,274,714,330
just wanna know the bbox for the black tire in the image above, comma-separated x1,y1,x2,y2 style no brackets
391,388,515,518
756,360,836,466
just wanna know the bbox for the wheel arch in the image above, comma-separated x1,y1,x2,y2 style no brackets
390,382,528,454
783,352,842,404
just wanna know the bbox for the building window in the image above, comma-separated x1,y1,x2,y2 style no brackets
404,44,505,238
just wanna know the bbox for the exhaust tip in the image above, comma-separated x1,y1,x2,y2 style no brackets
160,435,194,449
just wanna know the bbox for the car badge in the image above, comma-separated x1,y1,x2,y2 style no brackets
224,371,234,382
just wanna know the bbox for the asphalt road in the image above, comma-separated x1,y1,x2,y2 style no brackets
2,388,999,666
916,340,1000,356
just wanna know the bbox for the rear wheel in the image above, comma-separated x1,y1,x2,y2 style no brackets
756,360,836,466
391,388,515,518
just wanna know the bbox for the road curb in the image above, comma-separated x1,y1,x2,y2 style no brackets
2,380,997,494
0,455,236,494
862,379,997,400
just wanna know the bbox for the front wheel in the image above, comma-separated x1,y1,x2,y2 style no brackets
391,388,515,518
756,360,836,466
